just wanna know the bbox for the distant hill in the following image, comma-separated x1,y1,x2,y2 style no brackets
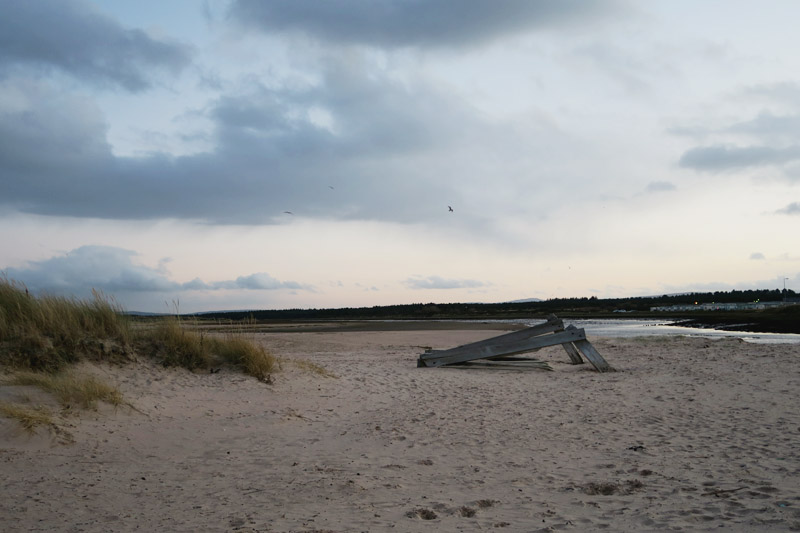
506,297,543,303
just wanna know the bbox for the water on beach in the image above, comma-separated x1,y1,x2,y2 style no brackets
516,318,800,344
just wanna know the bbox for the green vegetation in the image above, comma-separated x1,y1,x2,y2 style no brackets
0,277,281,433
208,334,279,382
0,277,132,372
0,276,279,378
0,401,53,432
291,359,337,378
7,371,124,409
140,317,278,381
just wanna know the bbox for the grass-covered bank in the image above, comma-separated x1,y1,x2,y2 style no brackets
0,277,278,433
670,304,800,334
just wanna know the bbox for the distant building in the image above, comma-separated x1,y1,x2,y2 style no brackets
650,301,791,312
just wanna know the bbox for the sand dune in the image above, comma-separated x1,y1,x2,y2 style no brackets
2,328,799,532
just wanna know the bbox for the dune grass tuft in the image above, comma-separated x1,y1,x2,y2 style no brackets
143,317,213,371
209,335,279,382
292,359,337,378
1,276,281,380
0,277,132,372
7,371,124,410
0,401,53,432
138,319,279,380
1,278,283,434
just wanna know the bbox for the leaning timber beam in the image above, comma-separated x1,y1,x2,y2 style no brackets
419,316,563,362
563,325,614,372
419,327,587,368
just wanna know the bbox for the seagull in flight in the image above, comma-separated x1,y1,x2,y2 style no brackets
448,206,454,212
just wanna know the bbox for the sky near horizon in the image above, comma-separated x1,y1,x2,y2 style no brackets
1,0,798,313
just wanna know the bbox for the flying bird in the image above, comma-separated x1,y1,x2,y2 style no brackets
448,206,454,212
283,211,293,215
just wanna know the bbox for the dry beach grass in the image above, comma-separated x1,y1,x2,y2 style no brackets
2,317,800,532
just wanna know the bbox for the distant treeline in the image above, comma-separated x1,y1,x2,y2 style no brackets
193,288,798,321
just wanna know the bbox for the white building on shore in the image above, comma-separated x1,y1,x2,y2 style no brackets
650,301,791,312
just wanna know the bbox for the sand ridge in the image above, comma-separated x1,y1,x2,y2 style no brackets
2,329,799,532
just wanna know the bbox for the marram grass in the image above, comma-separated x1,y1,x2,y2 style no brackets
209,335,279,382
0,277,131,372
7,371,124,410
1,277,281,381
292,358,337,378
140,318,279,381
1,278,283,434
0,401,53,432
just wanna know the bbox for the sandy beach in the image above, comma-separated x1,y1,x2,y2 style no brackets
2,325,799,532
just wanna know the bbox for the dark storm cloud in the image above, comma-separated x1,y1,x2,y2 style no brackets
678,144,800,172
404,275,487,290
3,246,309,296
228,0,622,49
0,0,191,91
0,58,483,224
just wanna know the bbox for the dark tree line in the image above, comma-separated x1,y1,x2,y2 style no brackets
192,288,797,321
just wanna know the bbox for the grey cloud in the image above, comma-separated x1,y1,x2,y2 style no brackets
669,111,800,143
0,0,191,91
405,275,487,290
644,181,676,193
741,82,800,107
679,144,800,172
749,252,765,260
4,245,178,295
3,245,310,299
674,101,800,176
776,202,800,215
0,58,492,225
210,273,309,291
228,0,623,49
729,111,800,141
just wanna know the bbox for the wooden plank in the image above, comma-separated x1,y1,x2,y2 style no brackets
419,317,563,363
420,326,579,366
561,342,585,365
419,328,587,367
450,360,553,371
573,339,614,372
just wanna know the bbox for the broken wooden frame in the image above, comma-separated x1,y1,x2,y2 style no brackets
417,315,614,372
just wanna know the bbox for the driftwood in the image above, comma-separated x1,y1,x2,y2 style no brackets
417,315,614,372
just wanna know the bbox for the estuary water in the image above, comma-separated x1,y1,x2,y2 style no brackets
512,318,800,345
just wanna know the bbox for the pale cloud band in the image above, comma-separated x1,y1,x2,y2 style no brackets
405,275,488,290
3,245,311,297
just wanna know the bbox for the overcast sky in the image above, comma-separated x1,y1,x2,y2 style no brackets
1,0,798,313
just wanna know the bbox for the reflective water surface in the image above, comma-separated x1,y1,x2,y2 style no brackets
512,318,800,344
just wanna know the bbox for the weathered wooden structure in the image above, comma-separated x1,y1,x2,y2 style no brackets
417,315,614,372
